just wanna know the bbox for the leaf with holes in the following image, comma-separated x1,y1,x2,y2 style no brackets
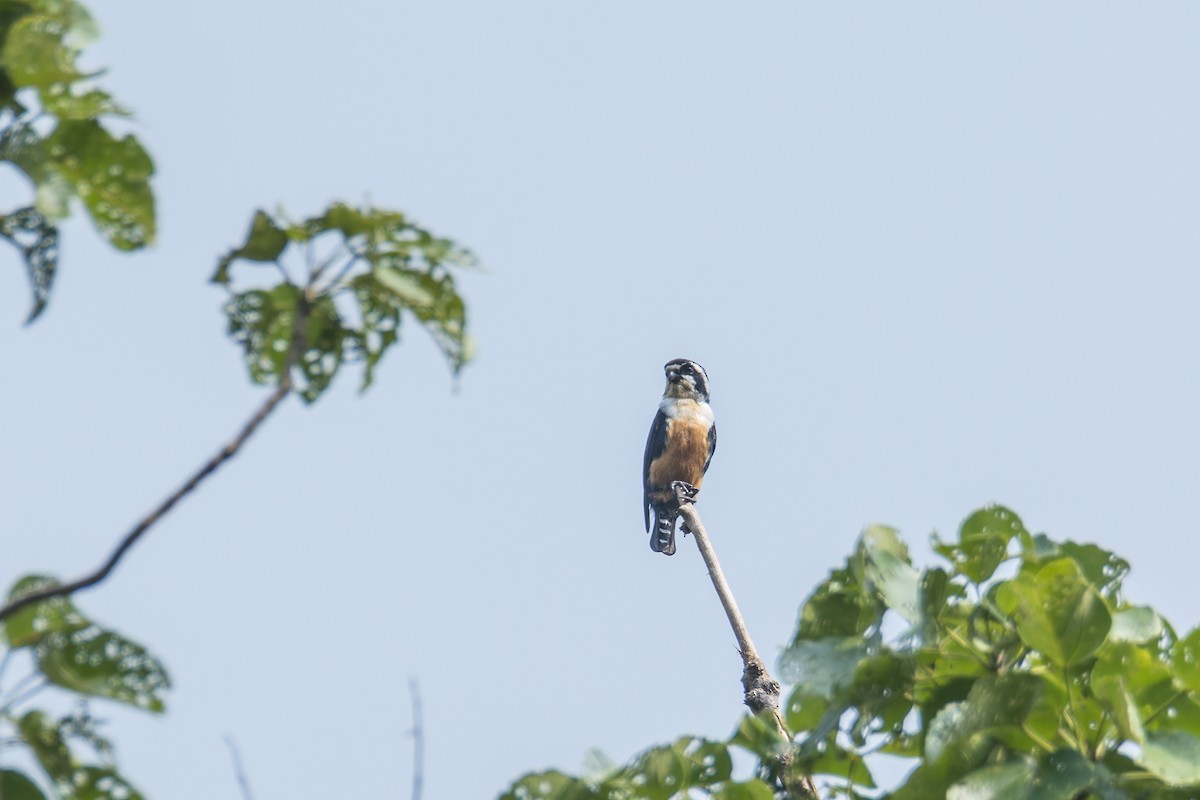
3,574,88,647
225,283,299,387
0,206,59,323
36,625,170,712
44,120,154,250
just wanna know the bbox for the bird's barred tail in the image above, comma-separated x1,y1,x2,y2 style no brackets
650,510,677,556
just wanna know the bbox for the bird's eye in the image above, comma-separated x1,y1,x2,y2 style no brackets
682,364,693,374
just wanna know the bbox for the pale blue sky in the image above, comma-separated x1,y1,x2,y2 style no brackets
4,3,1200,798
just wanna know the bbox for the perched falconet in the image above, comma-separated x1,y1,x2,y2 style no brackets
642,358,716,556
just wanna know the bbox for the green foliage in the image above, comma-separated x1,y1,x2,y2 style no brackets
0,575,164,798
500,506,1200,799
215,203,474,402
0,0,155,322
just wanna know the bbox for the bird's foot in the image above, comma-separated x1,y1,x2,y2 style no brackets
670,481,699,505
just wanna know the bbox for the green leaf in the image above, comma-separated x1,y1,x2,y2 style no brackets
225,283,299,388
0,206,59,323
1027,751,1097,800
67,767,144,800
2,14,83,88
778,636,869,700
1093,675,1145,745
994,558,1111,667
786,685,830,733
947,760,1035,800
0,770,48,800
36,625,170,712
497,771,596,800
1108,606,1163,644
44,120,155,249
802,742,877,787
860,525,921,625
40,85,127,120
1141,731,1200,785
729,712,790,761
925,674,1042,767
348,273,401,390
792,560,882,642
1172,627,1200,693
0,123,73,218
211,209,288,284
710,779,775,800
17,710,74,785
956,505,1025,584
296,294,346,403
3,574,87,647
678,738,732,786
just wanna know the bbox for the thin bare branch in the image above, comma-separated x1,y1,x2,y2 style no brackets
409,677,424,800
0,295,311,624
677,500,820,799
224,735,256,800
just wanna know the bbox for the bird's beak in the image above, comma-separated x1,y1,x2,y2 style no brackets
666,369,680,382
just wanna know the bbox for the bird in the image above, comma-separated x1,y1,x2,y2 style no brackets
643,358,717,556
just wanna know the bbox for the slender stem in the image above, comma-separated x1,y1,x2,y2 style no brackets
224,735,255,800
0,296,311,624
409,678,424,800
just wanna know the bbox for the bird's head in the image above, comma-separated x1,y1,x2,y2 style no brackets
662,358,710,402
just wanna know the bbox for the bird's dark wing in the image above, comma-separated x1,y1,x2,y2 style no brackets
704,420,717,474
643,409,669,532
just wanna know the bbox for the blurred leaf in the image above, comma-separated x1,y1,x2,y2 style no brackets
792,560,881,642
710,780,775,800
802,742,877,788
730,712,790,762
2,14,83,88
1055,541,1129,595
1108,606,1163,644
497,772,596,800
994,558,1111,667
678,738,732,786
1094,641,1172,703
225,283,299,388
296,294,346,403
946,760,1035,800
779,636,869,700
0,122,73,217
1027,751,1098,800
348,272,401,390
18,710,74,784
44,120,154,249
3,574,87,647
0,205,59,323
786,685,830,733
40,85,127,120
1172,627,1200,693
1093,675,1145,745
953,505,1025,584
861,525,921,625
68,767,144,800
211,209,288,284
1140,731,1200,785
0,770,47,800
925,674,1042,769
37,625,170,712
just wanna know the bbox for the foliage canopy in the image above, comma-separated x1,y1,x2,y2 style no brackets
501,506,1200,799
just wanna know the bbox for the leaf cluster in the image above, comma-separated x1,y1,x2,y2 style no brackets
0,0,155,322
778,505,1200,798
500,507,1200,800
214,203,475,402
0,575,169,799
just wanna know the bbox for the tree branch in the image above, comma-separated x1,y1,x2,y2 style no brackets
0,296,311,624
677,501,819,799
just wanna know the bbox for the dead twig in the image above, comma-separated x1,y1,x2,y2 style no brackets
409,677,424,800
677,499,819,799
